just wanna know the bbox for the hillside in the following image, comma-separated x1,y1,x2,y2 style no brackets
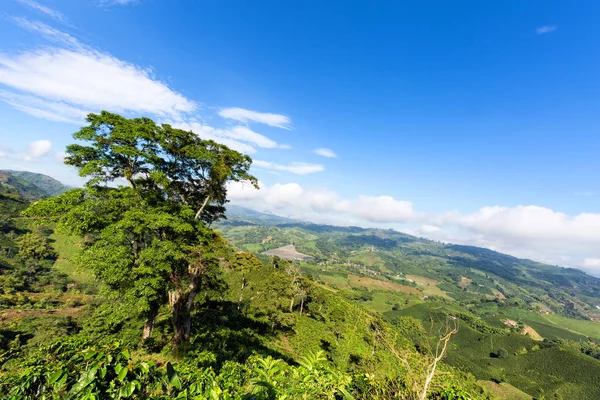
218,206,600,322
0,171,49,201
0,118,492,400
0,192,486,399
0,170,70,200
1,155,599,399
215,206,600,399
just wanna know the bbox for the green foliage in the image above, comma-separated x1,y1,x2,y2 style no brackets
1,341,354,399
495,348,509,359
5,125,600,399
16,233,57,261
22,111,257,351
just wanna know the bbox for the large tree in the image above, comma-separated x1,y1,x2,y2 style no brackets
24,111,257,351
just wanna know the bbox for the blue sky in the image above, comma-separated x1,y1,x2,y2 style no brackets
1,0,600,274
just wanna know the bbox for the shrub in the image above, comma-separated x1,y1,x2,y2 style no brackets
496,348,509,359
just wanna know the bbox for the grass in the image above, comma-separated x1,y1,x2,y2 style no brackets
478,380,532,400
348,275,420,294
386,302,600,399
405,275,439,285
361,291,419,313
477,304,600,341
403,274,452,300
49,232,96,288
319,274,351,289
541,313,600,340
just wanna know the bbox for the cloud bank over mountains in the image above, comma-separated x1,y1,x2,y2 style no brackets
227,181,600,276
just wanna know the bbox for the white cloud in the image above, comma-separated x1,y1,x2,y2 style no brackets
439,206,600,249
0,46,196,122
0,91,88,124
226,126,279,149
97,0,138,5
170,120,257,154
25,139,52,160
4,21,292,158
584,258,600,268
227,181,417,225
16,0,66,23
219,107,292,129
54,151,67,163
227,181,600,276
536,25,557,34
313,148,338,158
171,121,291,154
338,195,414,223
11,17,81,48
429,205,600,274
420,225,441,234
253,160,324,175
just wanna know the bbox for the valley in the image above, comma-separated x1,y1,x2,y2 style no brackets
215,205,600,398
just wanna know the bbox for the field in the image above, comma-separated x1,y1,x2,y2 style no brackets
474,302,600,341
348,274,420,294
49,232,96,288
387,303,600,399
478,381,532,400
262,244,314,260
215,208,600,399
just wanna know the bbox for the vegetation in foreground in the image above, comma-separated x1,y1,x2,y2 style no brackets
2,112,600,399
0,112,487,399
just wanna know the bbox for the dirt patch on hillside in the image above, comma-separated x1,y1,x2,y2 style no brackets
406,275,439,286
522,326,543,341
458,276,472,288
263,245,313,260
0,306,86,323
349,275,420,294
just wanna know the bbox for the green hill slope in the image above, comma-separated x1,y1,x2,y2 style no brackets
0,170,70,199
218,207,600,323
213,206,600,399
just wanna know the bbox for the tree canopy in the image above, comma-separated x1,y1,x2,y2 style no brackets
23,111,257,351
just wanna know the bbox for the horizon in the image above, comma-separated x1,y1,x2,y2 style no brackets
1,0,600,275
4,167,598,278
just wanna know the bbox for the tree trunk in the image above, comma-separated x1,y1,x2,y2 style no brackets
289,296,294,312
237,278,245,310
142,301,159,340
194,195,211,220
169,284,199,353
300,297,304,315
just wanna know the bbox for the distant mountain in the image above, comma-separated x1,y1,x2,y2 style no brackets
223,205,301,226
218,205,600,322
0,171,50,201
1,170,71,198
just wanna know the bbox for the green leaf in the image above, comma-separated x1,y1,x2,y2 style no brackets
115,363,127,381
119,381,136,398
70,366,98,394
166,362,182,390
48,369,64,384
139,362,150,374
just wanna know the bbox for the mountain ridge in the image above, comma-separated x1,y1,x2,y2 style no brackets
219,205,600,322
